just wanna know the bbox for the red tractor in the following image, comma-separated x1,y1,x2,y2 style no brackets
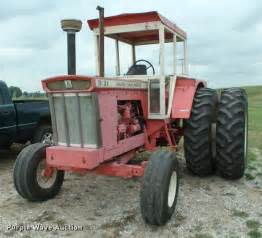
14,7,248,225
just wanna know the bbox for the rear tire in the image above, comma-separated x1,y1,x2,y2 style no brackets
184,88,218,176
216,88,248,179
13,143,64,201
140,151,179,225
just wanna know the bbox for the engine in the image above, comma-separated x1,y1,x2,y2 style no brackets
117,101,144,140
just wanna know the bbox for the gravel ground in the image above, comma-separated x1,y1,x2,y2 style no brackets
0,146,261,238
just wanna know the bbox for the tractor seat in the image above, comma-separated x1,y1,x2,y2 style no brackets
126,64,147,75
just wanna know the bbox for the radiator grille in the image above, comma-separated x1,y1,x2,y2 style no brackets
49,92,101,148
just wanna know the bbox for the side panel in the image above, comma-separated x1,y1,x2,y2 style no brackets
98,90,148,149
98,92,118,149
171,77,206,119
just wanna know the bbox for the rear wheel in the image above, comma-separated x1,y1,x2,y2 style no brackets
216,88,248,179
13,143,64,201
140,151,179,225
184,88,218,176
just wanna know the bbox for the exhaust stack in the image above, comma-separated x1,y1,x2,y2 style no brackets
61,19,82,75
96,6,105,77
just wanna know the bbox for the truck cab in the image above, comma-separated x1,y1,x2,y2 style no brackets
0,81,52,148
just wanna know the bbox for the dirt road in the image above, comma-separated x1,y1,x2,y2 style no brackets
0,147,261,238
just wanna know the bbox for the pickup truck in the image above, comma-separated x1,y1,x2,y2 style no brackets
0,81,52,149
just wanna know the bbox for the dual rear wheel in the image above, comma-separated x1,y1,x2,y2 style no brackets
184,87,248,179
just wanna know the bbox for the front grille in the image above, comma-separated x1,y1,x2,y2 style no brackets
48,92,101,148
47,80,91,90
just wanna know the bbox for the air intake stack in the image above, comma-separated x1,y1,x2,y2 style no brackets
61,19,82,75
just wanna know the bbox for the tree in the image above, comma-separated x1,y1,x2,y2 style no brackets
9,86,22,98
23,91,29,97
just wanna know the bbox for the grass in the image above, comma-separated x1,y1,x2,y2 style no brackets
193,224,203,232
246,220,260,230
245,219,261,238
243,86,262,152
248,230,262,238
241,86,262,181
245,173,255,180
247,164,257,171
231,209,249,218
193,233,213,238
248,150,257,163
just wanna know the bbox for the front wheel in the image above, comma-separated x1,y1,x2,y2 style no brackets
13,143,64,201
140,151,179,225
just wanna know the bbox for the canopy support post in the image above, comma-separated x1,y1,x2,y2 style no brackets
115,40,120,75
132,45,136,64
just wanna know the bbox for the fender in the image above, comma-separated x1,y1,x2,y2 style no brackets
171,76,206,119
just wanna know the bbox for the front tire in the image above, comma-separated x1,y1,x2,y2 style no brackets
184,88,218,176
140,151,179,225
216,88,248,179
13,143,64,201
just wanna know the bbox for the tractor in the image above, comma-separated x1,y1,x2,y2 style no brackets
13,7,248,226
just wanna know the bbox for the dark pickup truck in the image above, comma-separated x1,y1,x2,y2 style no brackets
0,81,52,149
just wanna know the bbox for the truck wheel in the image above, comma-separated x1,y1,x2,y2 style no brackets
32,124,53,145
2,142,13,149
184,88,218,176
13,143,64,201
216,88,248,179
140,151,179,225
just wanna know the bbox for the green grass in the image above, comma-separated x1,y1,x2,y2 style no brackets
246,220,260,230
248,150,257,162
193,233,213,238
246,219,261,238
245,173,255,180
243,86,262,152
231,209,249,218
241,86,262,181
248,230,262,238
247,164,257,171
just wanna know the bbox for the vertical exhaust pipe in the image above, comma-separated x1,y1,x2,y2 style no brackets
96,6,105,77
61,19,82,75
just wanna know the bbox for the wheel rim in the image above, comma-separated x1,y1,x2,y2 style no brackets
168,171,177,208
41,132,53,145
36,159,57,189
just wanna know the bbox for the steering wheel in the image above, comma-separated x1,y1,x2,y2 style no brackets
130,59,155,75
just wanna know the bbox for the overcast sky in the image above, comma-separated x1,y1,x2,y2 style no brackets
0,0,261,91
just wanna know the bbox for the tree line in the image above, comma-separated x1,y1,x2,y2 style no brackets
8,86,46,99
